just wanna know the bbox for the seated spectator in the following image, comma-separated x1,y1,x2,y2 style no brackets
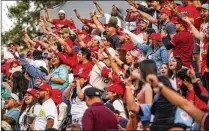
2,93,20,130
82,87,118,130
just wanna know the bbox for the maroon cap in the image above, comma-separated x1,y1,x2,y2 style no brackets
51,89,62,104
106,83,124,95
23,88,39,97
175,18,188,28
160,8,172,17
149,33,162,42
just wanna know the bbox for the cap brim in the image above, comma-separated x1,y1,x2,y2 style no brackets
197,7,208,11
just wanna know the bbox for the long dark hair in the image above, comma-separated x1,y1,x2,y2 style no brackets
139,59,157,81
168,56,182,78
19,95,39,126
12,71,28,100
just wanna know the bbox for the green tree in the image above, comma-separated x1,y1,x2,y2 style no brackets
2,0,64,46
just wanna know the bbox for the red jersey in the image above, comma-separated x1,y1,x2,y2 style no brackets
177,4,200,20
201,36,209,76
83,19,94,25
171,31,194,67
186,84,208,110
51,19,76,29
65,39,73,48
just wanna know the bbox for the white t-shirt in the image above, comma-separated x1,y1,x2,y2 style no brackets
57,102,67,129
199,22,209,61
89,61,109,91
70,85,91,121
42,98,58,129
19,103,46,130
112,99,127,119
104,13,122,27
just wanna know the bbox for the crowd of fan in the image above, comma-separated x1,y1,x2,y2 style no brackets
1,0,209,130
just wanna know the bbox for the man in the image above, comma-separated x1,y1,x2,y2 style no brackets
176,68,208,110
82,87,118,130
44,8,76,29
91,10,121,50
132,7,176,41
162,18,194,68
2,93,20,130
36,83,58,130
93,1,122,27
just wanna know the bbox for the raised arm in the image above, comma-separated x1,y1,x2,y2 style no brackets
132,7,158,25
41,16,51,31
90,10,105,33
73,8,86,24
146,74,204,124
44,7,53,23
93,1,105,16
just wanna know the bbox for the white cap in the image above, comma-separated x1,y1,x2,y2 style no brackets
102,48,116,58
58,10,66,14
6,93,19,102
139,2,148,8
92,35,102,44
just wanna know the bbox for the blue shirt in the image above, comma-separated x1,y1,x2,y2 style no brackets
48,64,69,90
135,43,169,74
5,108,20,130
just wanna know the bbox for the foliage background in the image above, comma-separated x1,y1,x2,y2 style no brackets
2,0,64,46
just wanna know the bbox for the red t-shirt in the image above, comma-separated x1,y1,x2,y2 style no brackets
201,36,209,75
65,39,73,48
177,4,200,20
171,31,194,67
201,110,209,131
52,19,76,29
186,84,208,110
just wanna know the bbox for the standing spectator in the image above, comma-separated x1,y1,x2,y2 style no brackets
162,18,194,68
63,72,92,127
135,33,169,73
45,53,69,91
2,93,20,130
82,87,118,130
44,8,76,29
36,83,58,130
51,89,67,130
19,89,46,130
91,10,121,50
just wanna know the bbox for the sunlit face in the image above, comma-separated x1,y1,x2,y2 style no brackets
143,32,149,41
91,39,99,48
126,51,135,65
50,54,60,66
38,90,46,101
62,32,69,39
200,9,209,21
160,64,169,76
138,20,148,31
24,93,33,105
119,35,126,43
169,57,177,71
8,44,16,53
106,26,115,36
58,13,65,20
75,77,87,87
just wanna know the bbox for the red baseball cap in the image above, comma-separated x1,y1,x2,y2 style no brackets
11,59,20,66
149,33,162,42
120,41,135,51
77,30,88,36
74,72,89,80
160,8,172,17
23,88,39,97
51,89,62,104
175,18,188,28
106,83,124,95
37,83,52,93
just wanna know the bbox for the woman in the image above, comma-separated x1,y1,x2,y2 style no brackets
160,63,169,77
106,83,127,119
63,72,92,127
168,56,182,89
45,54,69,92
134,33,169,74
11,71,28,100
19,89,46,130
